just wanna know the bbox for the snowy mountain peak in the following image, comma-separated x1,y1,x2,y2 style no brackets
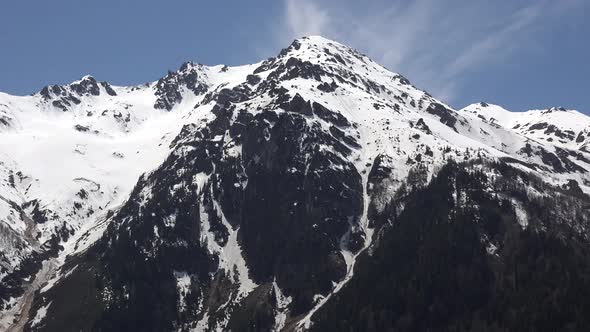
460,102,513,124
280,36,393,76
153,62,210,111
2,36,590,331
178,61,202,72
78,74,96,82
460,102,590,151
35,75,117,111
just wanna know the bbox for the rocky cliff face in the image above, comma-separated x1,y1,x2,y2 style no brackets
1,36,590,331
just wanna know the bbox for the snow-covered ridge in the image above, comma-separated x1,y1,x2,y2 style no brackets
460,102,590,150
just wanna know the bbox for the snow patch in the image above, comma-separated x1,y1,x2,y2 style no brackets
173,271,191,313
30,301,51,327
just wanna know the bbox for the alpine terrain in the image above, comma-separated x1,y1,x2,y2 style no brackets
1,36,590,331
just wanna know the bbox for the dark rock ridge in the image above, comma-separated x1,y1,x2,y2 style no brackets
154,62,209,110
426,102,458,131
38,76,116,111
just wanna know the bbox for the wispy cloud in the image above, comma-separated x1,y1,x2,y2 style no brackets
273,0,585,105
284,0,330,38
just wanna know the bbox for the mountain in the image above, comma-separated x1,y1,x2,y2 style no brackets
1,36,590,331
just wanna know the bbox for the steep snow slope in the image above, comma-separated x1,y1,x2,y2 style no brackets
0,36,589,331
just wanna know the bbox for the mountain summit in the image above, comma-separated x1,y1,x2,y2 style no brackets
1,36,590,331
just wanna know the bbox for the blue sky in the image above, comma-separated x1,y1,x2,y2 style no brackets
1,0,588,112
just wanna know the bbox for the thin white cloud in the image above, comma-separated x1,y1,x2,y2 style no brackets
284,0,330,38
274,0,585,106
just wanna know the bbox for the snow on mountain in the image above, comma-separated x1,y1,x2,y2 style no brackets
460,102,590,150
0,36,589,331
0,60,262,241
0,61,265,328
